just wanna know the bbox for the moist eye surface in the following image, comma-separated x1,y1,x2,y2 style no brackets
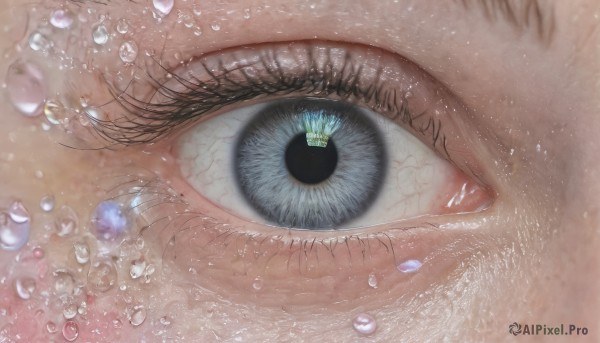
234,98,387,230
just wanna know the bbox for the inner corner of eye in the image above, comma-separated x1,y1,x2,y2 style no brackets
174,97,489,230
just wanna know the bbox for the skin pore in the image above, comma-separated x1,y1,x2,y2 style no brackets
0,0,599,342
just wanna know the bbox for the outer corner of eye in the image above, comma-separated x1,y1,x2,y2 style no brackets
173,95,492,231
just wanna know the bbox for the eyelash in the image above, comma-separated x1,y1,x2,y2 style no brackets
89,41,448,160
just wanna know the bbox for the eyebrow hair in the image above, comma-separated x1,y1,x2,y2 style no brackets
456,0,556,45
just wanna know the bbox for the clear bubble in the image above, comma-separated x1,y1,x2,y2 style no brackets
46,321,57,333
116,18,129,34
54,205,79,237
53,270,75,295
129,258,146,279
15,276,36,300
50,9,74,29
73,241,90,264
130,306,147,326
153,0,174,16
0,211,30,252
92,24,109,45
8,200,30,223
63,303,77,319
88,260,117,292
352,313,377,335
252,277,263,291
62,321,79,342
396,259,422,273
119,41,138,63
6,60,46,117
44,100,69,126
28,31,53,52
40,195,55,212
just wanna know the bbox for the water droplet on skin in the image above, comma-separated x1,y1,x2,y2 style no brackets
0,211,30,251
53,270,75,295
63,303,77,319
252,277,263,291
6,61,46,117
159,316,171,326
129,258,146,279
113,318,123,328
28,31,53,52
8,201,30,223
243,8,251,19
92,201,131,241
352,313,377,335
32,247,44,259
46,321,57,333
153,0,174,16
73,242,90,264
54,205,79,237
367,273,378,288
92,24,109,45
62,321,79,342
88,260,117,292
119,41,138,63
40,195,55,212
396,259,422,273
210,23,221,31
50,9,74,29
15,276,36,300
77,301,87,315
44,100,69,126
130,307,147,326
192,5,202,16
116,18,129,34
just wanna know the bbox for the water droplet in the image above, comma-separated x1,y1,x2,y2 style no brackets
119,41,138,63
8,201,30,223
50,9,74,29
15,276,36,300
88,260,117,292
367,273,378,288
44,100,69,126
130,307,146,326
54,205,79,237
53,270,75,295
243,8,251,19
28,31,53,52
46,321,57,333
92,201,131,241
32,247,44,259
135,237,145,250
193,29,202,36
0,211,30,251
252,277,263,291
192,5,202,16
210,23,221,31
6,61,46,117
159,316,171,326
62,321,79,342
153,0,174,16
129,258,146,279
113,318,123,328
63,303,77,319
396,259,422,273
352,313,377,335
92,24,109,45
116,18,129,34
77,301,87,315
73,242,90,264
40,195,55,212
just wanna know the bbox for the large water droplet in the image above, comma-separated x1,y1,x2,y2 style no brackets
40,195,55,212
62,321,79,342
129,258,146,279
153,0,174,16
50,9,74,29
28,31,53,52
352,313,377,335
92,201,131,241
15,276,36,300
129,306,146,326
88,260,117,292
73,242,90,264
0,211,30,251
44,100,70,126
92,24,109,45
54,205,78,237
119,41,138,63
6,61,46,117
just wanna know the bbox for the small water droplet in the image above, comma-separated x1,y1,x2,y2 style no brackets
6,61,46,117
40,195,55,212
50,9,74,29
8,201,30,223
63,303,77,319
54,205,79,237
243,8,251,19
46,321,57,333
129,258,146,279
44,100,69,125
210,23,221,31
73,242,90,264
88,260,117,292
116,18,129,34
113,318,123,329
32,247,44,259
159,316,171,326
0,211,30,251
62,321,79,342
153,0,174,16
192,5,202,16
129,307,146,326
15,276,36,300
28,31,53,52
119,41,138,63
92,24,109,45
252,277,263,291
352,313,377,335
396,259,422,273
53,270,75,295
367,273,378,288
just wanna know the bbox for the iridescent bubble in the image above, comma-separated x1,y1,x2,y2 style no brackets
6,61,46,117
15,276,36,300
153,0,174,16
50,9,74,29
396,259,423,273
92,201,131,241
62,321,79,342
119,41,138,63
92,24,109,45
46,321,57,333
352,313,377,335
44,100,69,126
252,277,263,291
0,211,30,252
367,273,378,289
88,259,117,292
40,195,55,212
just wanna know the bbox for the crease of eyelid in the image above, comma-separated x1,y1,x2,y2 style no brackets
456,0,556,46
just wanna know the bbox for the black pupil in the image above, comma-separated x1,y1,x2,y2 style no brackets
285,133,338,184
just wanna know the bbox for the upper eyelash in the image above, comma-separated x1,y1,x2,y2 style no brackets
88,42,442,149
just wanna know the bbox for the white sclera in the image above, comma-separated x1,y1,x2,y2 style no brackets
177,101,452,228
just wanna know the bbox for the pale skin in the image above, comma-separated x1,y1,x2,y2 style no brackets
0,0,599,342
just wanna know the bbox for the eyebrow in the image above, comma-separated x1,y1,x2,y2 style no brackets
456,0,556,45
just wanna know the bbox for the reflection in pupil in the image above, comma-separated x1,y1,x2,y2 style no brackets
285,133,338,184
